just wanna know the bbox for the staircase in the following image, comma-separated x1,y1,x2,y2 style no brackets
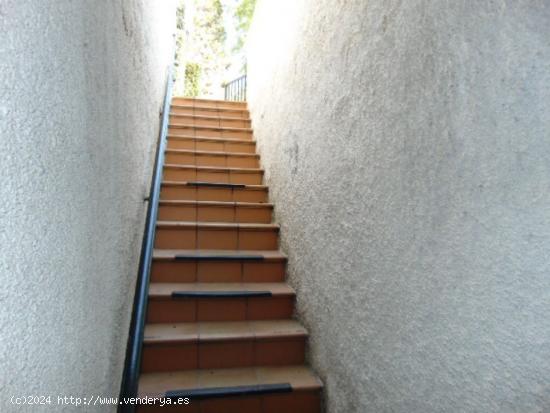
137,97,322,412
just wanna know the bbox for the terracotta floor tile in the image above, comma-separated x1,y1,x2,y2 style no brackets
197,299,246,321
146,300,196,324
144,323,199,342
198,341,254,369
256,366,320,390
263,391,320,413
198,321,253,341
141,343,197,372
252,320,306,339
255,340,305,366
199,396,261,413
151,261,197,283
139,370,199,397
197,261,242,282
198,367,258,388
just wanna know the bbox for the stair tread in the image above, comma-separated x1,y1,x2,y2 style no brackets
140,97,321,405
144,320,307,344
164,163,263,173
153,249,286,260
159,200,272,208
162,180,267,190
169,124,252,132
138,365,322,397
168,134,256,145
169,113,250,122
171,104,247,113
166,148,259,158
156,221,278,230
149,282,294,298
173,97,247,105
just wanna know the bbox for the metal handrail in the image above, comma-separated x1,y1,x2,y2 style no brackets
224,74,247,101
118,61,174,412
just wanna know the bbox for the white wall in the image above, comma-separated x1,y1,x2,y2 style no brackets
247,1,550,412
0,1,175,411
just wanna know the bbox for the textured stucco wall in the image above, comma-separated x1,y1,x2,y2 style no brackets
247,1,550,412
0,1,175,411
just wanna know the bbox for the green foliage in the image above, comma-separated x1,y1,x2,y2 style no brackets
233,0,256,52
235,0,256,32
173,0,255,96
194,0,226,59
176,2,185,30
174,0,187,95
184,62,201,97
188,0,227,95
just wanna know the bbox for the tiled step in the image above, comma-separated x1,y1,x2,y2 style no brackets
165,149,260,168
167,135,256,154
146,283,294,323
169,113,251,129
141,320,307,372
168,124,253,140
163,164,263,185
155,222,279,250
151,249,286,283
137,366,321,413
158,200,272,223
135,96,322,413
172,97,247,110
171,104,249,119
161,181,268,203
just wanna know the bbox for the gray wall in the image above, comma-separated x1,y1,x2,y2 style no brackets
0,1,175,411
247,1,550,412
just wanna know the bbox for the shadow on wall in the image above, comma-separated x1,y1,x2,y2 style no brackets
0,0,176,409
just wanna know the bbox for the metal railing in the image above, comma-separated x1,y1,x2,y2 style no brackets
118,62,174,412
224,74,247,101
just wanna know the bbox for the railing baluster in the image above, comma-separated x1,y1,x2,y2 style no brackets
224,74,247,102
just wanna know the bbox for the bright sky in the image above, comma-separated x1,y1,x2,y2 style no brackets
221,0,246,81
221,0,239,55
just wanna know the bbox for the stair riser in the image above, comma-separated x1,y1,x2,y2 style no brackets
158,204,272,223
151,261,285,283
136,390,320,413
165,152,259,168
163,169,263,185
170,106,249,118
147,297,293,323
168,126,252,140
154,227,278,250
172,98,246,110
142,338,305,372
167,137,256,154
161,186,268,203
170,115,251,129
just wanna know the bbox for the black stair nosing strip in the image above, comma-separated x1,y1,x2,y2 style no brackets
165,383,292,400
171,291,273,299
174,254,265,261
186,181,246,188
